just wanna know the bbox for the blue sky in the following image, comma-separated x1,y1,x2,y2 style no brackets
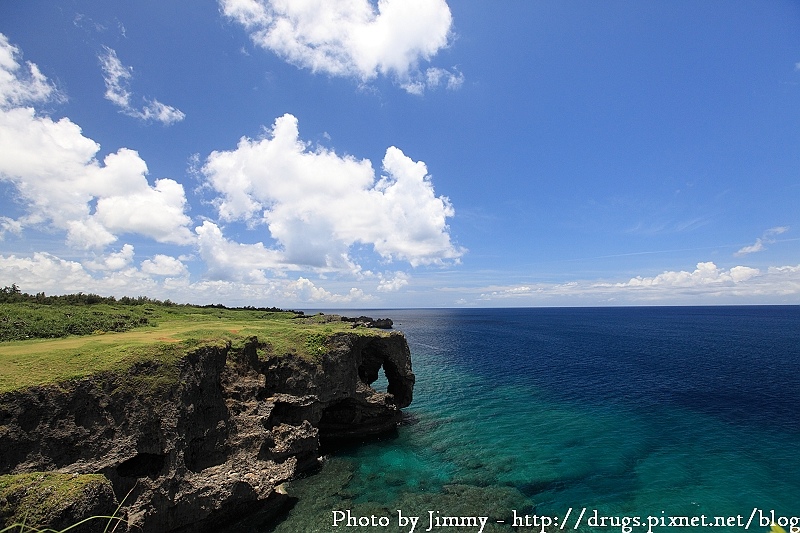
1,0,799,308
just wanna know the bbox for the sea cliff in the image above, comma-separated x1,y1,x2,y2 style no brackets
0,325,414,532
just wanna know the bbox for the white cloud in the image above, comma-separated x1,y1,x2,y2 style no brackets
0,216,22,240
377,271,410,292
63,218,117,249
93,174,194,244
617,262,760,288
99,46,185,125
138,99,185,125
480,281,578,300
0,107,195,248
736,238,764,256
195,220,286,282
0,253,100,293
424,67,464,91
736,226,789,256
0,34,59,108
0,252,163,297
140,254,188,277
201,113,463,275
187,277,371,305
289,277,370,303
84,244,135,271
98,46,132,108
220,0,461,94
766,226,789,236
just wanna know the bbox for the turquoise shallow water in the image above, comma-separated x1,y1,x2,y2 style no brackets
233,306,800,533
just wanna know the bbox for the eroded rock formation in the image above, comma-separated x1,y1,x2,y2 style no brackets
0,329,414,532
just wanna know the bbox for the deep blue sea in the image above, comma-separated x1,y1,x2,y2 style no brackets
242,306,800,533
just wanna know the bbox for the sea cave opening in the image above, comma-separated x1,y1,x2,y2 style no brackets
357,341,389,393
372,366,389,393
355,338,412,407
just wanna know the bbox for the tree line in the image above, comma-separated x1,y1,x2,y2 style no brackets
0,284,298,313
0,284,177,306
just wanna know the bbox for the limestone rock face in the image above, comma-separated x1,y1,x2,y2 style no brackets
0,330,414,532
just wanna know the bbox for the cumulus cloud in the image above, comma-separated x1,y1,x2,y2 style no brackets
195,220,286,282
289,277,370,303
377,271,410,292
0,108,195,248
201,113,463,276
0,252,168,298
140,254,189,277
617,262,760,288
0,252,104,293
99,46,185,125
220,0,461,93
736,226,789,256
83,244,135,271
0,36,194,249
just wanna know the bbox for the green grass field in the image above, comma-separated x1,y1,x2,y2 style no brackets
0,303,378,394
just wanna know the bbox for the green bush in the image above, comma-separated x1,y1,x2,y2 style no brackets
0,304,154,342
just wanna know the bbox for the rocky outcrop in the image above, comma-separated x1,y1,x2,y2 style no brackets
340,316,394,329
0,330,414,532
0,473,118,533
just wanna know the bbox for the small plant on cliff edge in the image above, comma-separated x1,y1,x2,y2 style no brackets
0,513,124,533
304,333,328,358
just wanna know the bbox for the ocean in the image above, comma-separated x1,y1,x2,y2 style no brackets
239,306,800,533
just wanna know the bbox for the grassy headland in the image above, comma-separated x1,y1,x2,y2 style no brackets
0,287,380,394
0,287,397,532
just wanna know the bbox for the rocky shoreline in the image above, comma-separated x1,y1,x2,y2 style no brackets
0,321,414,532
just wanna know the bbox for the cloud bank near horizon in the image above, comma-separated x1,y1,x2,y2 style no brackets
3,252,799,307
477,261,800,305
